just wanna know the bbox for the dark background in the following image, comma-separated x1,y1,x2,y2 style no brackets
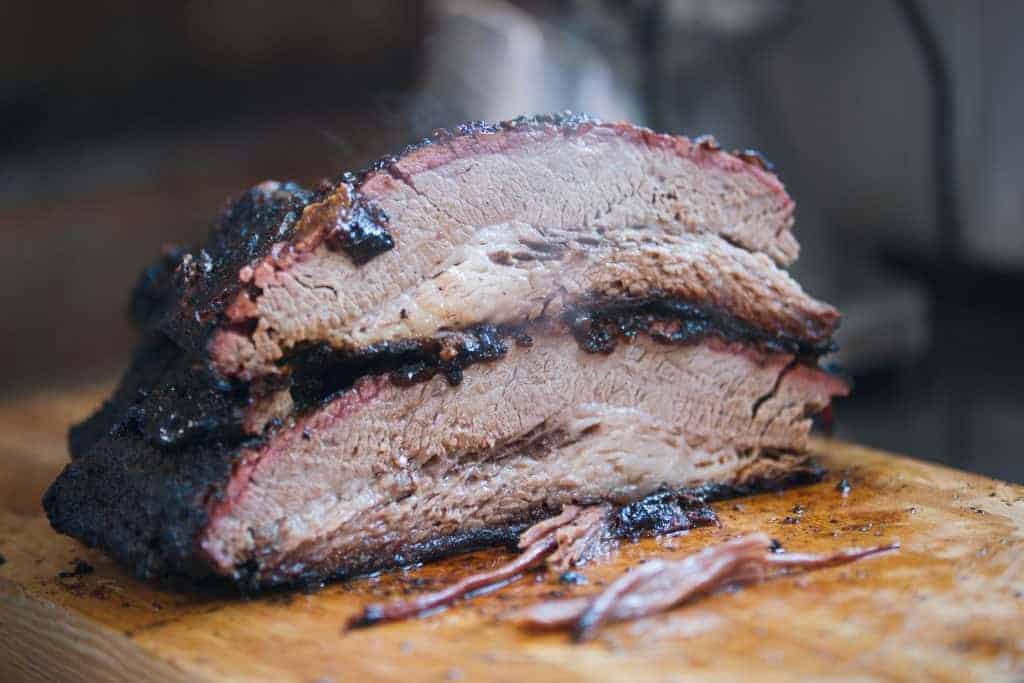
1,1,1021,481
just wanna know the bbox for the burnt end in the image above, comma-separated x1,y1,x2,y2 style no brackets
323,201,394,264
317,172,396,264
611,488,719,539
44,430,240,581
566,295,837,359
121,354,250,449
155,181,314,353
74,183,319,455
71,333,251,454
198,182,313,299
733,148,775,172
129,244,188,328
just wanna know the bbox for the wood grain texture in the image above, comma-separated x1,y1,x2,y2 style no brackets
0,385,1022,682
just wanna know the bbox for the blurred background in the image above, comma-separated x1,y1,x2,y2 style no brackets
0,0,1021,481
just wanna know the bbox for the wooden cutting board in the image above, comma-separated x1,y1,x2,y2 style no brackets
1,385,1022,683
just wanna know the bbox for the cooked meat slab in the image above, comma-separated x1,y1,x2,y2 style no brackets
44,114,847,588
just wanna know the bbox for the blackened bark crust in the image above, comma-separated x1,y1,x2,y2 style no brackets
135,181,315,353
44,431,241,581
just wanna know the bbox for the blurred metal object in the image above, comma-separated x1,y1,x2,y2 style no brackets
420,0,547,122
833,278,930,372
418,0,641,124
892,0,961,261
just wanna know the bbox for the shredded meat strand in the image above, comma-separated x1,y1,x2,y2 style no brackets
571,558,670,639
512,532,900,641
548,505,613,571
348,505,610,628
518,505,581,549
347,533,558,629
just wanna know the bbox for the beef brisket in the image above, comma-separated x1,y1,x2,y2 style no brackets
44,114,847,588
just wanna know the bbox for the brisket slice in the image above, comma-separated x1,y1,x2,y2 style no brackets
209,115,803,382
48,332,844,587
44,114,846,588
198,335,842,585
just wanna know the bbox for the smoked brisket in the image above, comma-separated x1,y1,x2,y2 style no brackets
44,114,846,588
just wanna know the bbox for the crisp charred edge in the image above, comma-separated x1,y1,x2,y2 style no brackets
69,333,183,458
352,112,776,188
358,112,600,184
229,459,823,592
610,489,719,539
44,431,239,585
127,177,394,367
129,244,189,328
285,177,394,263
70,333,252,455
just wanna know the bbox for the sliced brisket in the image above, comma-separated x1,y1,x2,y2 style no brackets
44,114,847,588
